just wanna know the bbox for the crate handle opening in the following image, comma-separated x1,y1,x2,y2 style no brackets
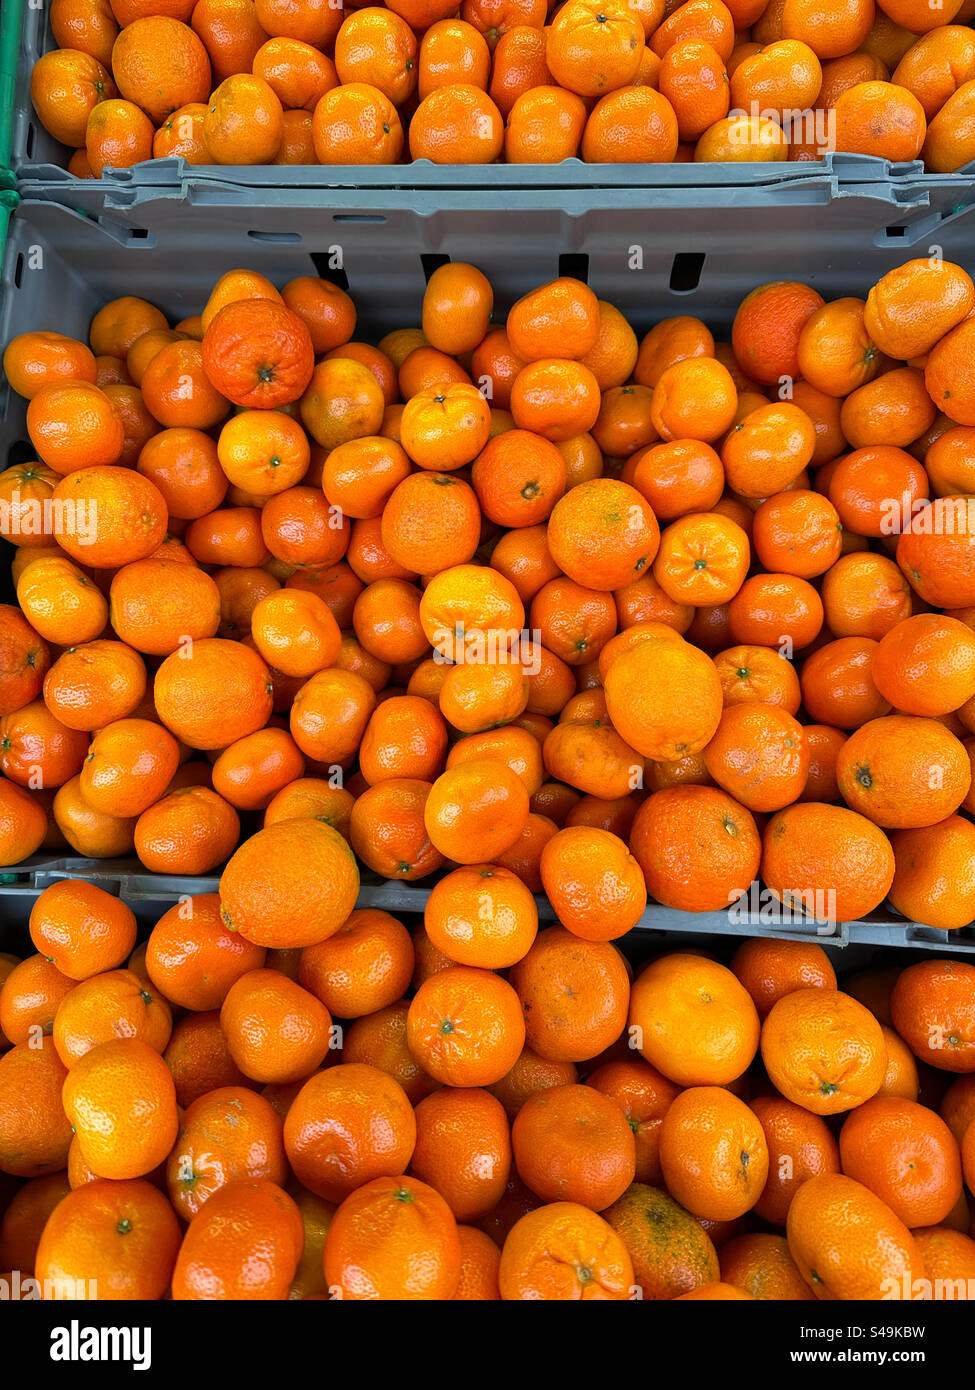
247,231,302,244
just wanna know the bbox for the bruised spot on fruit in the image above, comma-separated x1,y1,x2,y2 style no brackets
854,764,872,789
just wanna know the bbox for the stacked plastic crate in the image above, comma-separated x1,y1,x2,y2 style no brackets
3,0,975,955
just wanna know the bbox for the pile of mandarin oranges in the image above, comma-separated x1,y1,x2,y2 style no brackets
27,0,975,173
2,255,975,1299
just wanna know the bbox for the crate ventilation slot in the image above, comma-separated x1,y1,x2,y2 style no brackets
669,252,705,293
308,252,349,290
558,253,589,283
420,253,450,281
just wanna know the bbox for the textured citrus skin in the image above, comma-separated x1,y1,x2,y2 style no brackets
154,637,274,751
29,879,137,981
218,818,360,949
605,639,723,762
62,1037,179,1181
35,1177,181,1300
0,1038,73,1177
786,1174,925,1300
629,953,760,1087
171,1178,303,1300
407,965,525,1087
761,801,895,922
284,1063,417,1203
604,1183,718,1300
498,1201,634,1301
512,1082,636,1210
658,1086,769,1221
630,785,761,913
891,959,975,1074
509,927,629,1065
761,988,887,1115
750,1095,841,1226
839,1096,963,1229
324,1175,462,1301
166,1086,288,1221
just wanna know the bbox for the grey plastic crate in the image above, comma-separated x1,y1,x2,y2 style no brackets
2,855,974,956
4,175,974,432
9,0,962,194
1,874,911,984
3,177,975,459
3,191,975,952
